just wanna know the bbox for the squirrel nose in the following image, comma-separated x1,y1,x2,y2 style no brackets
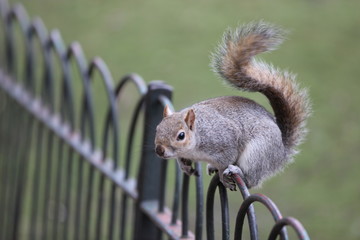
156,145,165,157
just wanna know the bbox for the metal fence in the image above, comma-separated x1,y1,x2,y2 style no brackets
0,2,310,240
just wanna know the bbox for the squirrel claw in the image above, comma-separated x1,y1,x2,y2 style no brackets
222,179,237,191
181,165,195,176
178,158,199,177
185,167,199,177
192,169,200,177
229,184,237,191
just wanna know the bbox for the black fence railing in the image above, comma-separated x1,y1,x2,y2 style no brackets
0,1,311,240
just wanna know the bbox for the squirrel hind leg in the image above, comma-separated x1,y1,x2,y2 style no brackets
218,165,243,191
221,165,251,190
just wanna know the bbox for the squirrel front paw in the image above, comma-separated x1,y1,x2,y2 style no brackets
206,164,218,175
177,158,199,177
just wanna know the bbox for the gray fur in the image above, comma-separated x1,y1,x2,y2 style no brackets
189,96,286,187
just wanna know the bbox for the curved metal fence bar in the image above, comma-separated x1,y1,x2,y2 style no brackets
233,169,259,240
1,8,33,238
206,174,219,240
65,42,96,146
59,74,76,130
115,73,147,97
87,57,120,240
0,18,33,233
64,50,95,240
47,30,76,129
117,76,147,178
110,73,147,169
4,4,29,78
0,2,311,240
71,53,94,240
64,42,90,131
25,18,47,93
113,74,147,240
87,58,119,239
40,26,69,240
88,57,119,166
158,94,174,111
206,174,233,240
41,30,66,114
218,180,230,240
268,217,310,240
120,96,145,240
234,193,288,240
233,172,308,240
50,35,75,239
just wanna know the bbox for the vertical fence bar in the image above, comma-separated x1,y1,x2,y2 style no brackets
41,130,55,239
195,162,204,240
2,98,22,240
52,137,65,239
181,174,190,238
133,81,172,240
158,159,168,213
206,175,218,240
95,172,106,239
0,84,6,239
12,112,34,240
62,147,75,240
171,164,181,225
0,96,9,239
83,163,95,240
218,184,230,240
0,98,5,238
29,120,46,240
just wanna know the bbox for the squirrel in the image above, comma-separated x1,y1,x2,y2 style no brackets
154,21,311,189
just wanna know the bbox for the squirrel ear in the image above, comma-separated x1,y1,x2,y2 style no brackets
184,109,195,130
163,105,173,118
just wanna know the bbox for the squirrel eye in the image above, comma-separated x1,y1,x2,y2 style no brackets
177,131,185,141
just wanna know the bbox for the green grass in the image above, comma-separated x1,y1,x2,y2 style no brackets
4,0,360,239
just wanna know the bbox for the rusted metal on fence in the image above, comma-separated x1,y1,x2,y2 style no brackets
0,1,310,240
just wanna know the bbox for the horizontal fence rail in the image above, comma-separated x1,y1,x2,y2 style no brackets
0,1,310,240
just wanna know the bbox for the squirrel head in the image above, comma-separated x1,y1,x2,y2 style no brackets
155,105,196,159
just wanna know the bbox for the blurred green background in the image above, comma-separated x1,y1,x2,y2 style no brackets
4,0,360,239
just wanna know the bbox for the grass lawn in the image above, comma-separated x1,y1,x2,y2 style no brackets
4,0,360,239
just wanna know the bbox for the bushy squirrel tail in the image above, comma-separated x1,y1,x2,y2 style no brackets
211,21,311,156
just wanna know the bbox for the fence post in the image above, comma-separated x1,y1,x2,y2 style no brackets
134,81,173,240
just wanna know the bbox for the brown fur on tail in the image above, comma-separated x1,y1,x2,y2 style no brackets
211,21,311,155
